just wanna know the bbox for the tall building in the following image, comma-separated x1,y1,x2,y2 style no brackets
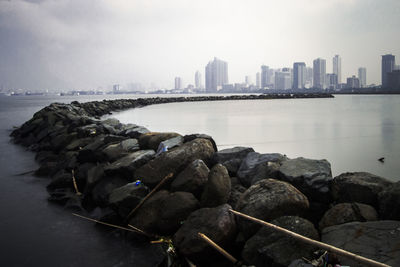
256,72,261,88
387,70,400,90
205,57,228,92
195,71,202,89
275,69,291,90
382,54,395,88
245,75,252,86
305,67,313,88
347,75,360,88
313,58,326,89
261,65,269,88
112,84,120,93
333,55,342,84
326,73,338,90
358,67,367,88
174,77,182,90
293,62,306,89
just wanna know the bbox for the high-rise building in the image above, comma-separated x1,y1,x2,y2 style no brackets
293,62,306,89
387,70,400,90
261,65,269,88
358,67,367,88
313,58,326,89
333,55,342,84
205,57,228,92
256,72,261,88
326,73,338,90
305,67,313,88
245,75,252,86
347,75,360,88
175,77,182,90
195,71,202,89
382,54,395,88
112,84,120,93
275,69,291,90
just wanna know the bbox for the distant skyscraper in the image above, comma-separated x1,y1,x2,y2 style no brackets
205,57,228,92
261,65,269,88
313,58,326,89
326,73,338,90
113,84,120,93
195,71,202,89
175,77,182,90
256,72,261,88
305,67,313,88
293,62,306,89
347,75,360,89
333,55,342,84
275,69,291,90
382,54,395,88
245,75,252,86
358,67,367,88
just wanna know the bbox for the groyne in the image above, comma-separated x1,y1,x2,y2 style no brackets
10,94,400,267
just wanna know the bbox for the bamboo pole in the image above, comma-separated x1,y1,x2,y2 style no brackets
125,173,173,221
197,232,238,264
229,209,391,267
71,169,82,196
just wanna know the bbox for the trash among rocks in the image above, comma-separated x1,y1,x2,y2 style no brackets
156,143,168,156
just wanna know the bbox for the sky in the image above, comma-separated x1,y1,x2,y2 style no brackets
0,0,399,91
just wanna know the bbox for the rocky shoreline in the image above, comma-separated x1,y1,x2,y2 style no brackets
10,95,400,267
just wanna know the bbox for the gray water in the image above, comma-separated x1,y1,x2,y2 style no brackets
111,95,400,181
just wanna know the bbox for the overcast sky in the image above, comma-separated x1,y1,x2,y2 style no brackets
0,0,399,90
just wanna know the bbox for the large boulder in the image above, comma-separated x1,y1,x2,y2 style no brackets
211,147,255,176
183,133,218,152
331,172,393,208
129,190,199,235
108,182,150,218
139,132,182,151
102,139,140,162
378,181,400,220
170,159,210,198
228,177,247,209
236,179,309,238
121,124,150,138
200,164,231,207
91,176,130,206
135,138,215,188
156,136,184,153
173,204,237,265
321,221,400,267
278,157,333,203
242,216,319,267
319,203,378,230
237,152,287,187
104,150,155,179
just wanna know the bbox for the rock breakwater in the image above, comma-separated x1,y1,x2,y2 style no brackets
10,95,400,267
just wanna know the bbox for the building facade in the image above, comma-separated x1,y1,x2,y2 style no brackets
333,55,342,84
256,72,261,88
382,54,395,88
358,67,367,88
275,70,291,90
195,71,202,89
174,77,182,90
205,57,228,92
313,58,326,89
261,65,269,88
326,73,338,90
293,62,306,89
346,75,360,89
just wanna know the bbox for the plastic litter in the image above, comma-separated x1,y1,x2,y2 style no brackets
134,180,142,186
156,143,168,156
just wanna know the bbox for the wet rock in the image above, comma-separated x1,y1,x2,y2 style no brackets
200,164,231,207
135,138,215,188
86,164,105,189
321,221,400,267
108,182,150,218
183,133,218,152
139,132,182,151
104,150,155,179
121,125,150,138
65,137,92,151
129,190,199,235
237,152,287,187
242,216,319,267
278,157,333,203
173,204,237,264
378,182,400,220
331,172,393,208
102,139,140,162
319,203,378,230
236,178,309,238
170,159,210,198
34,161,58,177
102,118,121,128
157,136,184,152
228,177,247,208
47,170,74,191
91,176,130,206
211,146,255,176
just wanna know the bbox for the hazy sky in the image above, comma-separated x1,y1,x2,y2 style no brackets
1,0,399,90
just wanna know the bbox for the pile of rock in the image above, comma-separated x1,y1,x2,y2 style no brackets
11,97,400,267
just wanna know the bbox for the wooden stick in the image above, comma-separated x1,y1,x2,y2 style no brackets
127,224,154,238
71,169,82,196
126,173,173,221
229,209,391,267
198,232,238,264
72,213,146,235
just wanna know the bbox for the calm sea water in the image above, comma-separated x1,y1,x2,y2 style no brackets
0,94,399,266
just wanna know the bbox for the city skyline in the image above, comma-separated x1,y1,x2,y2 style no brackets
0,0,399,90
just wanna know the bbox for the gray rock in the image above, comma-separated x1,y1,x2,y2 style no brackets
200,164,231,207
129,190,199,235
183,133,218,152
331,172,393,208
65,137,92,151
228,180,247,209
170,159,210,198
139,132,182,151
102,118,121,127
173,204,237,264
91,176,130,206
236,178,309,238
157,136,184,152
278,157,333,203
102,139,140,162
378,182,400,220
104,150,155,179
321,221,400,266
319,203,378,230
242,216,319,267
86,164,105,189
108,182,149,218
211,146,255,175
135,138,215,188
237,152,287,187
121,124,150,138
